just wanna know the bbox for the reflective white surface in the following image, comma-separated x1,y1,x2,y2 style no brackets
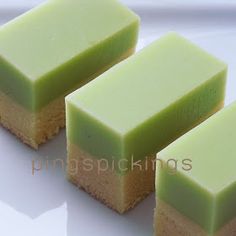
0,1,236,235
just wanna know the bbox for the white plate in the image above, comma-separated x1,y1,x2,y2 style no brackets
0,1,236,236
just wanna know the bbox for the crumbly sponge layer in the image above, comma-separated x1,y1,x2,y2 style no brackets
0,48,135,149
67,142,155,214
154,199,236,236
0,90,65,149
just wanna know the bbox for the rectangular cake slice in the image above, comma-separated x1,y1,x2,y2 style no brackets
66,33,227,213
0,0,139,148
155,102,236,235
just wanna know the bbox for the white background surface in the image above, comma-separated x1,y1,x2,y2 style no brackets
0,1,236,236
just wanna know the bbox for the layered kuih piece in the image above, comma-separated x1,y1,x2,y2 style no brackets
66,33,227,213
155,102,236,236
0,0,139,148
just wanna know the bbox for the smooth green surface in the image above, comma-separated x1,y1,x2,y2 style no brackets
0,0,139,111
66,33,227,171
156,102,236,234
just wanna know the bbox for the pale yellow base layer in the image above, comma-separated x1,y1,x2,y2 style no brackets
154,199,236,236
67,143,155,214
0,48,134,149
0,90,65,149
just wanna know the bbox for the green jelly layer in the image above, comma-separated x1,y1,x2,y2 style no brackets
156,102,236,234
66,33,227,172
0,0,139,111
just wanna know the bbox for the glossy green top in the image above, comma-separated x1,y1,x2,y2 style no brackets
66,33,227,168
68,33,226,134
157,102,236,234
0,0,139,111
